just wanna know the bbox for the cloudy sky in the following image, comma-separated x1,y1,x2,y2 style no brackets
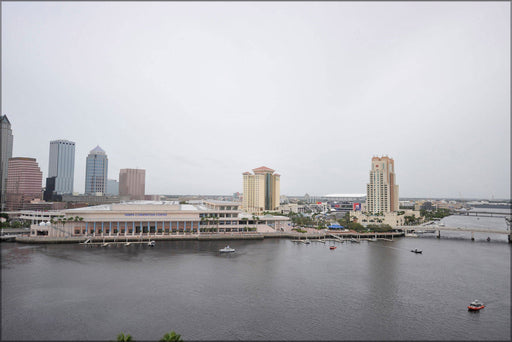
1,2,510,199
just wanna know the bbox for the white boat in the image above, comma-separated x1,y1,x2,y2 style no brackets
219,245,235,253
148,241,155,247
304,239,311,244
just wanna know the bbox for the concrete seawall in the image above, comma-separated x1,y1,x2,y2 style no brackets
12,231,404,244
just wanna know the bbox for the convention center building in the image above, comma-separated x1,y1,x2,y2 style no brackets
28,200,290,237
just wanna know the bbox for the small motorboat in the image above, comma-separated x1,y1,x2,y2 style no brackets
329,246,336,250
411,248,422,254
468,300,485,311
148,241,155,247
219,245,235,253
304,239,311,244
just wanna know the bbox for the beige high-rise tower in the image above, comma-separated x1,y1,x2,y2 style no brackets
366,156,399,213
119,168,145,200
242,166,280,213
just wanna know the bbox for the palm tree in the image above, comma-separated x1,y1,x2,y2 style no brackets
116,333,133,342
160,331,183,342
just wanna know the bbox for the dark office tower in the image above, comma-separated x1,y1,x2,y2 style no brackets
0,115,14,210
85,146,108,195
48,140,75,194
43,177,56,201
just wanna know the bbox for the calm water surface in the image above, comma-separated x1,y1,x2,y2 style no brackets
1,214,510,341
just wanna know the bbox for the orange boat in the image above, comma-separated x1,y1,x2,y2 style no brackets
468,300,485,311
329,246,336,250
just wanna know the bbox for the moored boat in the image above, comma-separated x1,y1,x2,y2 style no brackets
468,300,485,311
329,246,336,250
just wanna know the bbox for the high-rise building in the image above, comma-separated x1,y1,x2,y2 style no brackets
43,176,57,201
366,155,399,214
85,146,108,195
5,157,43,210
1,115,13,210
119,169,145,200
48,139,75,194
106,179,119,196
242,166,280,213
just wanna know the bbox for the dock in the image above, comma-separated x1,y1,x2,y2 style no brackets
79,238,156,247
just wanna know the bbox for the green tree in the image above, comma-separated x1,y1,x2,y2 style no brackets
160,331,183,342
116,333,133,342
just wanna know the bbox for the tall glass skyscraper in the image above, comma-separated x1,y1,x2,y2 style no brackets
48,140,75,194
85,146,108,195
0,115,13,210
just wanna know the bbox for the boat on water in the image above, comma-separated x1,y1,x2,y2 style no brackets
219,245,235,253
304,239,311,244
148,241,155,247
411,248,422,254
468,300,485,311
329,246,337,250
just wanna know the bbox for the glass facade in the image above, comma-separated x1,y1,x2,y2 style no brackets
48,140,75,194
0,115,13,210
84,146,108,195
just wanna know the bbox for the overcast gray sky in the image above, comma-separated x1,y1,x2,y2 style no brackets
1,2,510,199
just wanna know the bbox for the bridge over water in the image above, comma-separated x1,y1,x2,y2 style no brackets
453,210,511,218
397,225,511,243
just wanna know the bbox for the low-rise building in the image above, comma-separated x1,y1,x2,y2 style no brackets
350,209,422,228
29,200,289,237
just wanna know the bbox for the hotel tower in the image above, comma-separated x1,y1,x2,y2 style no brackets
242,166,280,213
366,156,399,213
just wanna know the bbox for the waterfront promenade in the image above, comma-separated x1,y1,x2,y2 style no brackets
12,230,404,244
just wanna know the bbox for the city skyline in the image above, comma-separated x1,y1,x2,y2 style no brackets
2,2,510,199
